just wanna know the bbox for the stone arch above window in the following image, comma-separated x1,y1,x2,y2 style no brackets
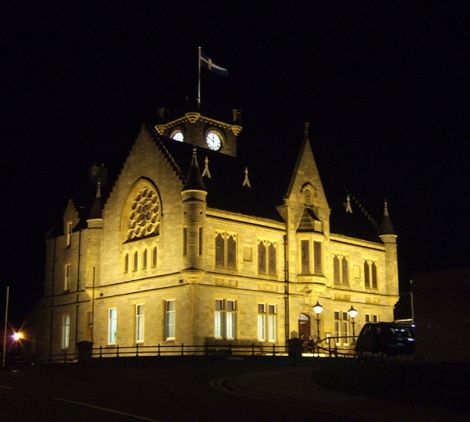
122,179,162,242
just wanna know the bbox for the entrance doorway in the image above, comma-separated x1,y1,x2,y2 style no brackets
298,313,311,339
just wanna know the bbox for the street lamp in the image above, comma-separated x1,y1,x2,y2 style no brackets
12,331,24,342
313,301,323,342
348,306,358,344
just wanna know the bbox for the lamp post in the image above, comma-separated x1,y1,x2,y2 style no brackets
313,301,323,354
348,306,358,344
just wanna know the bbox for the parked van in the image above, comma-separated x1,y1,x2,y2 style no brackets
355,322,415,357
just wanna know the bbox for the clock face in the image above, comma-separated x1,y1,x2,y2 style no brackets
170,129,184,142
206,130,222,151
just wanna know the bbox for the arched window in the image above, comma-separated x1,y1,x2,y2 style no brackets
124,253,129,273
227,235,236,269
371,262,378,289
142,249,148,270
333,255,340,283
364,261,370,288
133,251,138,272
152,246,157,268
268,243,276,275
215,233,224,268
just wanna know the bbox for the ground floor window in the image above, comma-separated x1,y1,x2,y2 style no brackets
135,304,144,343
215,299,236,339
165,300,175,340
257,304,276,342
61,314,70,349
334,311,350,345
108,308,117,345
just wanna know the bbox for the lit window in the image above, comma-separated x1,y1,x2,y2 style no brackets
135,304,144,343
258,304,276,342
62,314,70,349
165,300,175,340
108,308,117,345
214,299,236,339
334,311,350,345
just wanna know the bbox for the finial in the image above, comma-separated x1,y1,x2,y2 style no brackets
192,147,197,157
383,198,389,216
242,166,251,188
344,194,353,214
96,180,102,199
304,121,310,136
202,156,211,179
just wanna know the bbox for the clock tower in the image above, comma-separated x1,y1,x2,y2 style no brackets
154,110,242,157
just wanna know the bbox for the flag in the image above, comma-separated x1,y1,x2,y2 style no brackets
200,52,229,77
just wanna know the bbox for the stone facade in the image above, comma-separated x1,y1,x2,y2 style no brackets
31,113,399,359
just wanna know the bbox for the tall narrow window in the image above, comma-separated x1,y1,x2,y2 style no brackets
371,262,378,289
152,247,157,268
313,241,322,274
301,240,310,274
198,227,203,255
64,264,71,291
183,227,188,256
257,304,266,341
215,233,224,268
342,311,349,345
133,251,138,272
165,300,175,340
333,256,340,283
124,253,129,273
62,314,70,349
225,300,236,339
66,221,72,247
364,261,370,288
268,243,276,275
227,235,236,269
258,242,266,274
108,308,117,345
342,257,349,284
334,311,341,346
267,304,277,342
215,299,224,338
135,304,144,343
142,249,148,270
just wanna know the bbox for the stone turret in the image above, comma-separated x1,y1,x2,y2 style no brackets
379,199,399,295
181,148,207,270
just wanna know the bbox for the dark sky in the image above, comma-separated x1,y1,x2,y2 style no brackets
3,1,469,324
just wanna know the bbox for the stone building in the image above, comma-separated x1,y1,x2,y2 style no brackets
31,108,399,359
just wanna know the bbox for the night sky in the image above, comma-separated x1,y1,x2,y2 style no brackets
3,2,469,325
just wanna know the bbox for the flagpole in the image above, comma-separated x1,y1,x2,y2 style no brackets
197,46,202,109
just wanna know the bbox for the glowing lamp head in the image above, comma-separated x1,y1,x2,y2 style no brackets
313,301,323,315
12,331,24,342
348,306,358,319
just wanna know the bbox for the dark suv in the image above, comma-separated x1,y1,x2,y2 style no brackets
355,322,415,357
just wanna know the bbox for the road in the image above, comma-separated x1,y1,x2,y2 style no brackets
0,359,360,421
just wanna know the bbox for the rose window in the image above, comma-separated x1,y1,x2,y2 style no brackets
128,186,160,240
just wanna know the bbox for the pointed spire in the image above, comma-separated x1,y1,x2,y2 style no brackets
202,156,211,179
242,166,251,188
379,198,395,235
88,181,103,219
183,148,206,191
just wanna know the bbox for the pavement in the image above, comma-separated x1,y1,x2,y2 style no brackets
223,366,469,421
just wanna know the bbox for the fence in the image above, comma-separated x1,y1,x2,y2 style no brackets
32,335,358,364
